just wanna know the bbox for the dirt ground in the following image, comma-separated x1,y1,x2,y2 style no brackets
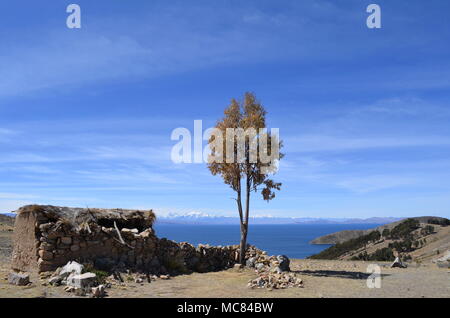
104,259,449,298
1,257,448,298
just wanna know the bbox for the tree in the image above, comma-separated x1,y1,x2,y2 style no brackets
207,92,283,264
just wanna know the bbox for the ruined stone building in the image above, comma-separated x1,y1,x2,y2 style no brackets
11,205,241,274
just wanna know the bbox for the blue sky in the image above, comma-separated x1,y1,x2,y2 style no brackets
0,0,449,218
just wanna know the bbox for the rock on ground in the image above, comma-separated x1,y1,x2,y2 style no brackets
434,250,450,263
60,261,84,278
8,272,30,286
91,284,106,298
391,257,407,268
277,255,291,272
67,272,97,289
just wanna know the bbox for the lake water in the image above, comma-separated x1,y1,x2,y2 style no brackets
154,223,382,259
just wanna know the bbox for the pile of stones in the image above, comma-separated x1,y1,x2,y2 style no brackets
433,250,450,268
245,248,291,273
244,247,303,289
156,239,239,274
46,261,107,297
247,272,303,289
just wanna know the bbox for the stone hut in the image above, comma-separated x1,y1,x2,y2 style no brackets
11,205,242,274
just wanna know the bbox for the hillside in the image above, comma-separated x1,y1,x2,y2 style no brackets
309,217,450,263
0,214,14,226
0,214,14,259
310,229,368,245
310,216,448,244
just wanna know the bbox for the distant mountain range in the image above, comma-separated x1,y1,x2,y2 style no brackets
0,211,403,225
0,213,15,226
0,213,15,218
155,213,403,225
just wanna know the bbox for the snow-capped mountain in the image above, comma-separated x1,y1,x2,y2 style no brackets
165,212,214,219
1,210,401,225
0,212,16,218
156,213,402,225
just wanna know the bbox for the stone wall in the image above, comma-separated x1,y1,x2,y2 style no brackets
11,205,244,274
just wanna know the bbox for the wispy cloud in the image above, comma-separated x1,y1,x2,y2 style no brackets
0,128,17,142
354,97,450,117
74,167,181,185
285,135,450,153
0,128,15,135
0,1,420,100
0,34,152,98
0,165,59,175
0,200,34,213
0,193,40,200
335,175,418,193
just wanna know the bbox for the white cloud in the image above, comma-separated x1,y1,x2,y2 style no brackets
0,128,18,142
354,97,450,117
0,128,15,135
0,35,152,98
0,193,40,199
0,2,397,100
335,175,418,193
0,165,59,175
74,168,181,185
0,200,35,212
285,135,450,153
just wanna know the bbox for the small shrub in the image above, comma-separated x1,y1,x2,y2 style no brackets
83,264,109,284
421,225,434,236
390,219,420,239
309,230,381,260
427,218,450,227
402,254,412,262
368,248,395,261
162,257,189,274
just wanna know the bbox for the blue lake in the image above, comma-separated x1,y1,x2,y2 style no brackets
154,223,382,259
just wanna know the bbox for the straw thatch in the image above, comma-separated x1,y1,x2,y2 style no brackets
17,205,156,231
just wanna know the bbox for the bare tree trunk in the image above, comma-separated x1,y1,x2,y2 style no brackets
240,175,251,265
236,180,244,224
236,178,246,265
239,222,248,265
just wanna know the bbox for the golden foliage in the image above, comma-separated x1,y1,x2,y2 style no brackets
208,92,283,202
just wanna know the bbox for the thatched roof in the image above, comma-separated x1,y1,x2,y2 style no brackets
17,205,156,230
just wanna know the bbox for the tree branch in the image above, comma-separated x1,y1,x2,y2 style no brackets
111,221,134,249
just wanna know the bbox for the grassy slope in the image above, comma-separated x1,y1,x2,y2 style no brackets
309,218,450,262
310,216,449,244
